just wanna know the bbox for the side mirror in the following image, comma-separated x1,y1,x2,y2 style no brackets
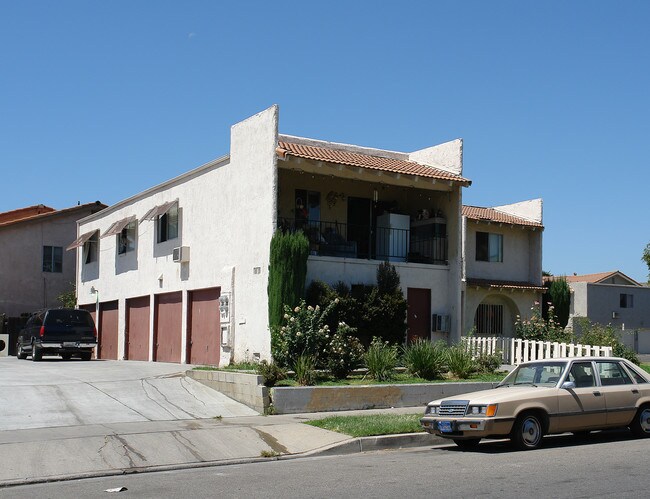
561,381,576,390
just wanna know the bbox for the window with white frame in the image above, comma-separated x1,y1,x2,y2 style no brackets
476,232,503,262
157,203,178,243
42,246,63,273
620,293,634,308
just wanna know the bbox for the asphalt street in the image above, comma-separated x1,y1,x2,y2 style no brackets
3,430,648,498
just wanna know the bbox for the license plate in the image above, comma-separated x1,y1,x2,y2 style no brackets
63,342,78,347
438,421,453,433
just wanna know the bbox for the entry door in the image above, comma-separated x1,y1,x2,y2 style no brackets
347,197,372,259
187,287,221,365
407,288,431,343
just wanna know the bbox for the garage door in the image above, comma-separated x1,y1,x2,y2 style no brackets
154,292,182,363
99,300,119,360
188,287,220,365
126,296,150,361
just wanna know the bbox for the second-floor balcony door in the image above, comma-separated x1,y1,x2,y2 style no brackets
347,197,372,259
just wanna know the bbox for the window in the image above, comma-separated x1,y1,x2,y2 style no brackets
118,220,136,254
596,361,632,386
620,293,634,308
476,232,503,262
474,303,503,335
295,189,320,228
157,203,178,243
568,362,596,388
83,232,99,264
42,246,62,272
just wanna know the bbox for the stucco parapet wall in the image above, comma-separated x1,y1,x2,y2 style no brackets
271,382,497,414
187,370,269,414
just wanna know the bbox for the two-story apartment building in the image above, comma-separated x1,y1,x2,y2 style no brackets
0,202,106,318
72,106,543,365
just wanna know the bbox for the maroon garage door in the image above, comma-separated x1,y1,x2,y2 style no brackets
187,287,221,365
154,292,182,363
99,300,119,360
126,296,150,361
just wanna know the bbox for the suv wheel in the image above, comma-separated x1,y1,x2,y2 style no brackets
81,352,92,361
17,343,28,360
32,344,43,362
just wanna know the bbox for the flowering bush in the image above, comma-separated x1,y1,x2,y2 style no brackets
272,299,364,376
514,303,572,342
326,323,365,379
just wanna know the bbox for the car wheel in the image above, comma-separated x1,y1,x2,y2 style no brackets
630,405,650,438
16,343,28,360
32,344,43,362
453,438,481,450
80,352,92,361
61,353,72,361
511,412,544,450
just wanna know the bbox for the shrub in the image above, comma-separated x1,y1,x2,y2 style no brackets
256,360,287,387
547,277,571,328
575,318,640,365
326,324,365,379
515,303,572,342
447,346,476,379
402,339,447,380
475,351,502,373
293,355,317,386
364,337,398,381
613,342,640,365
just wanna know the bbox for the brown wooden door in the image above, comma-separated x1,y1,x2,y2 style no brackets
154,292,182,363
98,301,119,360
407,288,431,343
187,287,221,365
126,296,150,361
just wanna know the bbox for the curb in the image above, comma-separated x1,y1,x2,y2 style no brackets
0,433,444,489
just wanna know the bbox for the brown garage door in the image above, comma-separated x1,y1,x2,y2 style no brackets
126,296,150,361
187,287,220,365
154,291,182,363
99,300,119,360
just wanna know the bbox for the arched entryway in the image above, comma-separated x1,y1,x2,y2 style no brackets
472,294,520,337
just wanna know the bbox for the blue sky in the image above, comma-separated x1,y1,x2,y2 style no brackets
1,1,649,283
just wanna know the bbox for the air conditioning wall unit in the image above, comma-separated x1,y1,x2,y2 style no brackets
173,246,190,263
612,311,620,319
432,314,451,333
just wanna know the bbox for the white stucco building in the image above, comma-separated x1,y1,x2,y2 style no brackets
72,106,544,365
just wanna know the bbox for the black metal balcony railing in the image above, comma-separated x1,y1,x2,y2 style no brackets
277,218,448,265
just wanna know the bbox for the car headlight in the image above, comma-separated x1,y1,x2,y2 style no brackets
425,405,439,415
468,404,498,417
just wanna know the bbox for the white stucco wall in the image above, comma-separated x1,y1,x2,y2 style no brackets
76,106,279,364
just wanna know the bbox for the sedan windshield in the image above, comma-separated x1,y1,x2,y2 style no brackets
499,361,567,387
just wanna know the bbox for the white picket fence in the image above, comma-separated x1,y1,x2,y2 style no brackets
461,336,613,366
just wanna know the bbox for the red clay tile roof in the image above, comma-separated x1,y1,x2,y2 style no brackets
276,140,471,185
0,204,55,224
466,278,546,292
462,205,543,228
0,202,107,229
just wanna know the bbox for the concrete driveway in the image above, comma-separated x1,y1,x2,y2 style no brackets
0,357,257,431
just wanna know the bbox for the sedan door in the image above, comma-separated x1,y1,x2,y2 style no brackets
595,360,639,427
556,361,607,432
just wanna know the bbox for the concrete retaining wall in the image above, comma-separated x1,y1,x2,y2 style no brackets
188,370,269,413
271,382,497,414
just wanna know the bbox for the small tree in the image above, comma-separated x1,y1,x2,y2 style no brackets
548,277,570,328
643,243,650,283
57,284,77,308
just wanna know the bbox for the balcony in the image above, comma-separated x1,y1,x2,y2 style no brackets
278,218,448,265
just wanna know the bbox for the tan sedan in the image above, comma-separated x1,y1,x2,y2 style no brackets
420,357,650,450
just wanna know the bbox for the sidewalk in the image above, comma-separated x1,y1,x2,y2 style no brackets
0,407,440,487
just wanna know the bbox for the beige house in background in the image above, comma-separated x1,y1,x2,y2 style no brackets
0,202,106,317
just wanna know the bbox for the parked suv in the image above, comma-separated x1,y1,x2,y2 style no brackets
17,308,97,361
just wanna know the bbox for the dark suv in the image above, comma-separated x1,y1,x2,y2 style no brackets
17,308,97,361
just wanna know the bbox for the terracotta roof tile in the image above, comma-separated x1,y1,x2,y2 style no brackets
550,271,641,286
0,204,54,224
0,202,107,229
462,205,543,228
466,278,546,292
277,140,471,185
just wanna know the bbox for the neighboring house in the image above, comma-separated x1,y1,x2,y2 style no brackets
462,201,545,337
561,271,650,353
0,202,106,317
72,105,542,365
